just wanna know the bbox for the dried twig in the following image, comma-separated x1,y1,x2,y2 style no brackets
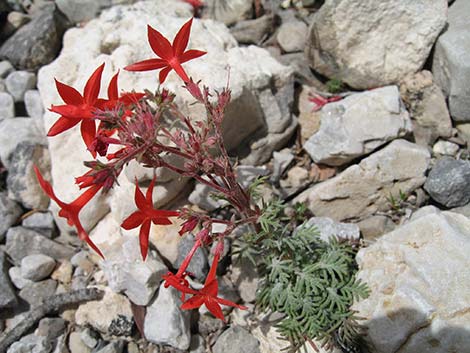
0,288,104,353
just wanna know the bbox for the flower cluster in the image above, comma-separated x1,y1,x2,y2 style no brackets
36,17,257,321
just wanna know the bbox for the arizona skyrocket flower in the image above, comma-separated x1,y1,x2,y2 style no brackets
34,166,104,258
125,18,206,83
309,93,342,112
121,176,180,260
181,251,247,321
48,64,106,156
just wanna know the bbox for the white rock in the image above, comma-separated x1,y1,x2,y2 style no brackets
5,70,36,102
354,211,470,353
0,92,14,120
433,0,470,122
7,334,52,353
0,61,14,78
24,90,46,134
8,266,34,289
144,284,191,350
20,254,56,282
75,288,134,336
304,86,412,166
306,0,448,89
277,20,307,53
432,140,460,156
0,118,44,168
295,140,430,221
301,217,360,242
203,0,253,26
101,235,167,306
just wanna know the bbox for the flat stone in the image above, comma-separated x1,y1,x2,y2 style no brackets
424,157,470,208
354,211,470,353
144,284,191,351
433,0,470,122
24,89,46,134
304,86,412,166
69,331,92,353
306,0,447,89
18,279,57,306
213,326,260,353
5,226,75,265
7,143,51,209
36,317,66,339
295,140,430,221
5,70,36,102
0,4,68,71
357,215,396,240
0,92,14,120
0,250,17,309
95,341,124,353
230,15,275,45
21,254,56,281
101,236,167,306
432,140,459,157
0,191,22,240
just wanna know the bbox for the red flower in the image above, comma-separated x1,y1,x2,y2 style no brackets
182,0,204,14
180,251,247,321
48,64,107,156
179,216,199,236
104,70,145,109
121,176,180,260
34,166,104,258
309,93,342,112
125,18,206,83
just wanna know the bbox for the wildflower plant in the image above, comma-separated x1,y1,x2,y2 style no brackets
35,17,368,352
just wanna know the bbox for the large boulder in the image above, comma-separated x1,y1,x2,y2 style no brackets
37,0,294,236
306,0,447,89
295,140,430,221
354,210,470,353
433,0,470,122
304,86,412,166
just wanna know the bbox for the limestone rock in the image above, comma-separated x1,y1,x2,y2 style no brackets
301,217,360,242
306,0,447,89
213,326,260,353
354,211,470,353
144,284,191,350
203,0,253,26
0,250,17,309
399,71,452,146
0,191,22,240
304,86,412,166
101,236,167,306
20,254,56,281
277,20,307,53
295,140,430,221
0,92,14,120
433,0,470,122
0,3,68,71
424,157,470,208
75,288,134,336
5,70,36,102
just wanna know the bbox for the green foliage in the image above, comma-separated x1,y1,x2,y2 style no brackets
326,78,344,94
234,200,369,352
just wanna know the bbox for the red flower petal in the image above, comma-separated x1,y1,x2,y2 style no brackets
119,92,145,105
55,79,83,105
181,294,205,310
139,219,151,260
204,279,219,297
84,63,105,105
80,119,97,155
47,116,81,136
49,104,92,119
179,49,206,63
121,211,146,230
124,58,168,72
216,297,248,310
173,18,193,57
205,297,225,321
159,66,172,84
147,25,173,61
108,71,119,101
134,179,148,211
146,175,156,203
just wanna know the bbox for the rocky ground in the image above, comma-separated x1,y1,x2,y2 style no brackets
0,0,469,352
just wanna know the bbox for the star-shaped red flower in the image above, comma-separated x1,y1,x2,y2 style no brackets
48,63,106,156
121,176,180,260
124,18,206,83
34,166,104,258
